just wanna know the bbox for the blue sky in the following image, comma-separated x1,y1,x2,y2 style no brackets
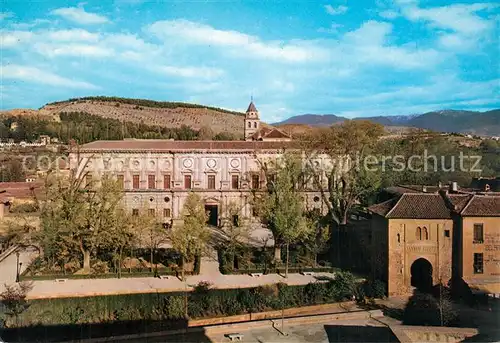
1,0,498,122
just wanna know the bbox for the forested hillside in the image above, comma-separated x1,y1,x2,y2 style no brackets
0,111,237,144
38,96,246,137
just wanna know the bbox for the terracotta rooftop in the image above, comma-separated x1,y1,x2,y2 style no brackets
369,191,500,219
250,127,291,140
385,193,453,219
461,195,500,217
0,182,42,200
78,140,296,152
367,197,399,217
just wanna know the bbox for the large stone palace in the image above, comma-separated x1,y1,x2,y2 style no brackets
69,102,326,228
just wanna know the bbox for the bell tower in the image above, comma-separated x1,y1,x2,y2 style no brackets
244,100,260,141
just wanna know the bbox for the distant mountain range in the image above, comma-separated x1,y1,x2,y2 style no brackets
273,109,500,136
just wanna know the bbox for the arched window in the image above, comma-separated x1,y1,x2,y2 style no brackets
423,227,429,240
416,227,422,240
248,122,251,128
254,121,257,128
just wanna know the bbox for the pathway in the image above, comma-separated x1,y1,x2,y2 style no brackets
0,247,37,289
0,247,336,299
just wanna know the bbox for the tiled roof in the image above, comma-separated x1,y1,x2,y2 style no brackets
246,101,258,112
447,194,473,212
368,197,399,217
79,140,296,152
250,127,291,140
370,193,452,219
461,195,500,217
369,191,500,219
0,182,43,200
264,129,291,139
386,193,453,219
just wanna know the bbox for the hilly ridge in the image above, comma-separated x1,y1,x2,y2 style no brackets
274,109,500,136
2,97,498,138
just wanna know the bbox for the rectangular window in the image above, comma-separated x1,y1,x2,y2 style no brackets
473,224,484,243
132,209,139,216
473,253,484,274
132,174,140,189
231,175,239,189
207,175,216,190
148,175,156,189
184,175,192,189
251,175,260,189
163,174,171,189
117,175,124,189
163,208,171,217
148,208,155,217
444,230,450,238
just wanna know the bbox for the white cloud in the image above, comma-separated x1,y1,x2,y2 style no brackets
46,29,100,41
317,23,343,33
155,65,224,79
397,2,498,53
0,12,14,20
2,64,98,89
342,21,441,68
438,33,476,51
325,5,348,15
379,10,399,19
34,43,113,57
147,19,328,63
401,3,496,35
51,7,109,25
10,19,52,30
1,31,34,47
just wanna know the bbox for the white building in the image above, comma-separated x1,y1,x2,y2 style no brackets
69,102,326,227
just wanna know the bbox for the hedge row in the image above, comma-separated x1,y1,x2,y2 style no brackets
1,275,386,341
221,266,336,275
20,257,201,281
6,273,368,328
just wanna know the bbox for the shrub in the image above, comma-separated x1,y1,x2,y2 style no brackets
363,279,386,299
403,290,458,326
0,282,33,327
91,260,109,274
328,271,356,301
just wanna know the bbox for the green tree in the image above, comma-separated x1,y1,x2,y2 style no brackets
38,172,125,273
133,205,169,273
220,201,252,270
170,192,209,281
301,121,383,266
197,126,214,140
256,153,313,278
302,120,384,227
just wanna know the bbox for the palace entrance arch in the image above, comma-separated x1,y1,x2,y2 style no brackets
204,198,219,227
410,258,433,292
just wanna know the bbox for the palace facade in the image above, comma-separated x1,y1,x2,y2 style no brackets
69,102,326,227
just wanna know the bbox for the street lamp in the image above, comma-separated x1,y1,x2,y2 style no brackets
15,251,20,282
